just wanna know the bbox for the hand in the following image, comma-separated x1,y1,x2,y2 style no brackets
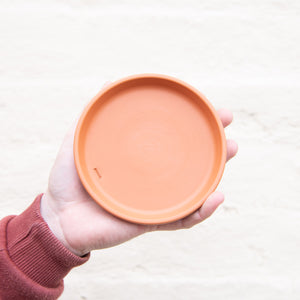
41,105,238,257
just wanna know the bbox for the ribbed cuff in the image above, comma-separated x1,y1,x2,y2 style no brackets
6,194,89,288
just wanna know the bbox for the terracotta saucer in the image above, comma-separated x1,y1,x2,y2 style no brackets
74,74,226,224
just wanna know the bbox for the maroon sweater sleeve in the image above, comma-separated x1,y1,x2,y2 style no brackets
0,194,89,299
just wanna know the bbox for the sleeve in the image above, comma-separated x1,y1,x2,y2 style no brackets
0,194,90,300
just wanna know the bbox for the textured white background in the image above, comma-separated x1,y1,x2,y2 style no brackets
0,0,299,299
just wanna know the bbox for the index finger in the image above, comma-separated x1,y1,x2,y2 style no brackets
217,108,233,128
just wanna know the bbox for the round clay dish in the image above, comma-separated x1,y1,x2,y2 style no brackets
74,74,226,224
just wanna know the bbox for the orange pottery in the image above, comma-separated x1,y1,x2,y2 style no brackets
74,74,226,224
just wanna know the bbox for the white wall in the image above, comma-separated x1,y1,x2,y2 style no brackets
0,1,299,299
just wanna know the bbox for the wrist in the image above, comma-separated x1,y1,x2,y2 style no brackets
5,194,89,292
40,193,84,257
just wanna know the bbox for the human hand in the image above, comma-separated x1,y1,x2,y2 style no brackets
41,101,238,257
